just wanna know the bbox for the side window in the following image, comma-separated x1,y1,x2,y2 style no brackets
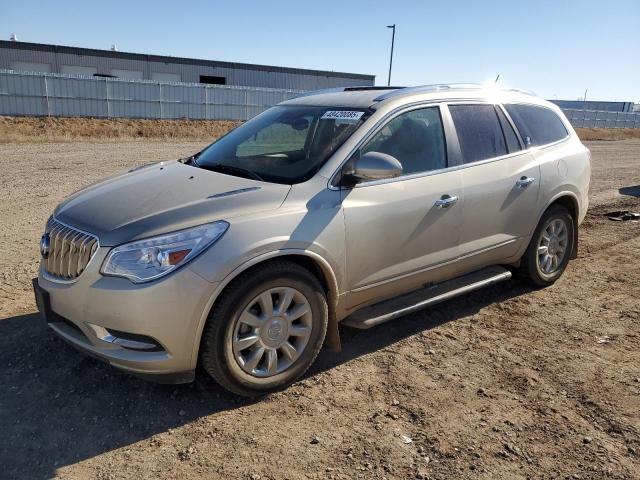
495,106,522,153
504,104,568,147
361,107,447,175
449,104,508,163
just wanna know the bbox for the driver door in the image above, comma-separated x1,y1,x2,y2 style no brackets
341,105,464,310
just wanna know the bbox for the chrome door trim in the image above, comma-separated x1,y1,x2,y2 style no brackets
457,238,519,261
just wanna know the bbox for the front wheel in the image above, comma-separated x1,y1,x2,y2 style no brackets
199,261,328,397
520,205,575,287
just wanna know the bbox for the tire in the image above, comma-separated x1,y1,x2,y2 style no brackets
520,204,575,287
199,260,328,397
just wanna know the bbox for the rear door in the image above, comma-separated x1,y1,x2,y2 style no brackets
447,103,541,268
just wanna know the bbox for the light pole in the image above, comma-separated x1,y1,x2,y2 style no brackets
387,24,396,86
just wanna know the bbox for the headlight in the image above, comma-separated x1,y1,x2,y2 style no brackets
101,221,229,283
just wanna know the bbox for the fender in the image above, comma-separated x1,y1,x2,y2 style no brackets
534,189,581,260
189,248,341,368
536,189,580,224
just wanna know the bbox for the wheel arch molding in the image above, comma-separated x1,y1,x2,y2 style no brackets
189,249,341,368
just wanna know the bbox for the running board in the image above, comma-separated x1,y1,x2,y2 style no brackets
341,266,512,330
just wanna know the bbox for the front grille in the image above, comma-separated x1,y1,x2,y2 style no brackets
43,217,99,281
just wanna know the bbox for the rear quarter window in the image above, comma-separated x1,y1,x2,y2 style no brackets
504,104,568,147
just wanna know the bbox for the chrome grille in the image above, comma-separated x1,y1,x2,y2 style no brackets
43,218,99,281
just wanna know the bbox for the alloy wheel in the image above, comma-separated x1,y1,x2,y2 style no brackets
537,218,569,275
231,287,313,377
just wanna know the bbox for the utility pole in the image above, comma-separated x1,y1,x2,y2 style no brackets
387,24,396,86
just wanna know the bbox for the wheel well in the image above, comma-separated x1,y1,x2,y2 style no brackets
547,195,579,259
549,195,578,222
200,254,340,356
276,255,331,295
215,255,332,303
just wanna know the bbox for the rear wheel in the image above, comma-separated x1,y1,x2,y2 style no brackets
520,205,574,287
200,261,328,397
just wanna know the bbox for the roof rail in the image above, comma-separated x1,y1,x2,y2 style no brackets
293,87,348,99
293,85,403,99
505,87,537,96
343,85,404,91
374,83,536,101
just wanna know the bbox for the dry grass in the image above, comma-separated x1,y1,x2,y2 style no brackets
2,116,640,143
0,116,241,143
575,127,640,141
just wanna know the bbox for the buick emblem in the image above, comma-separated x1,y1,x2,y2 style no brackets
40,233,50,259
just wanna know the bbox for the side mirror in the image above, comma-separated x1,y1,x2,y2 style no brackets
346,151,403,183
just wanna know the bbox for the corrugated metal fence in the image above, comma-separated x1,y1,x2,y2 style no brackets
0,70,302,121
562,108,640,129
1,70,640,128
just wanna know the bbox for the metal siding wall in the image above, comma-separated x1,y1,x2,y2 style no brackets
0,71,47,115
161,83,205,119
0,70,303,120
551,100,633,113
2,71,638,127
0,46,374,90
562,108,640,129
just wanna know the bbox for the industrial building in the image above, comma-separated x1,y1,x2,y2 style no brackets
0,40,375,90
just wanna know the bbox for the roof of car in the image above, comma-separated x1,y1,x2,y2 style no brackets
280,87,399,108
280,84,545,109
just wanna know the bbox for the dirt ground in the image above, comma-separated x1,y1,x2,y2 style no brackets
0,139,639,480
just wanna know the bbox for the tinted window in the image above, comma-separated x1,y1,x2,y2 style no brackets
195,106,366,184
496,106,522,153
362,107,446,175
449,105,507,163
504,104,568,147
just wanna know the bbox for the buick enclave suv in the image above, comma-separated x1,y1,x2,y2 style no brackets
33,84,591,396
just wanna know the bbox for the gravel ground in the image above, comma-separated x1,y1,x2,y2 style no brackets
0,139,639,480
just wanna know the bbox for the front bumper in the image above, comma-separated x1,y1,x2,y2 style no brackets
35,247,217,383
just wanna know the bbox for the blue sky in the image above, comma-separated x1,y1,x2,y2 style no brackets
2,0,639,101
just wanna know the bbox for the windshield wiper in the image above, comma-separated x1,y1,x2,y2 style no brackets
181,151,202,166
200,163,264,181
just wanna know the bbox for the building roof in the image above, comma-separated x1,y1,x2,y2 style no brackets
0,40,375,80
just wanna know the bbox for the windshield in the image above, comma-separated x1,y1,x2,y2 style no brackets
193,106,368,184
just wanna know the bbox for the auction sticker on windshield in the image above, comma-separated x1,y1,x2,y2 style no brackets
321,110,364,122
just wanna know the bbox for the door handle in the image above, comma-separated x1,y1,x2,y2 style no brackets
516,176,535,188
434,194,458,208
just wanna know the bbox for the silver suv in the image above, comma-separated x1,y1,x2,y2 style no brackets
33,84,591,396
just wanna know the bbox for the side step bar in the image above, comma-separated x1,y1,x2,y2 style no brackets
341,266,512,330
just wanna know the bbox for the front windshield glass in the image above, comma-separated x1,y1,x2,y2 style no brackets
194,106,368,184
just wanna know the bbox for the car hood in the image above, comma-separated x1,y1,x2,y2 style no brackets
54,161,291,246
